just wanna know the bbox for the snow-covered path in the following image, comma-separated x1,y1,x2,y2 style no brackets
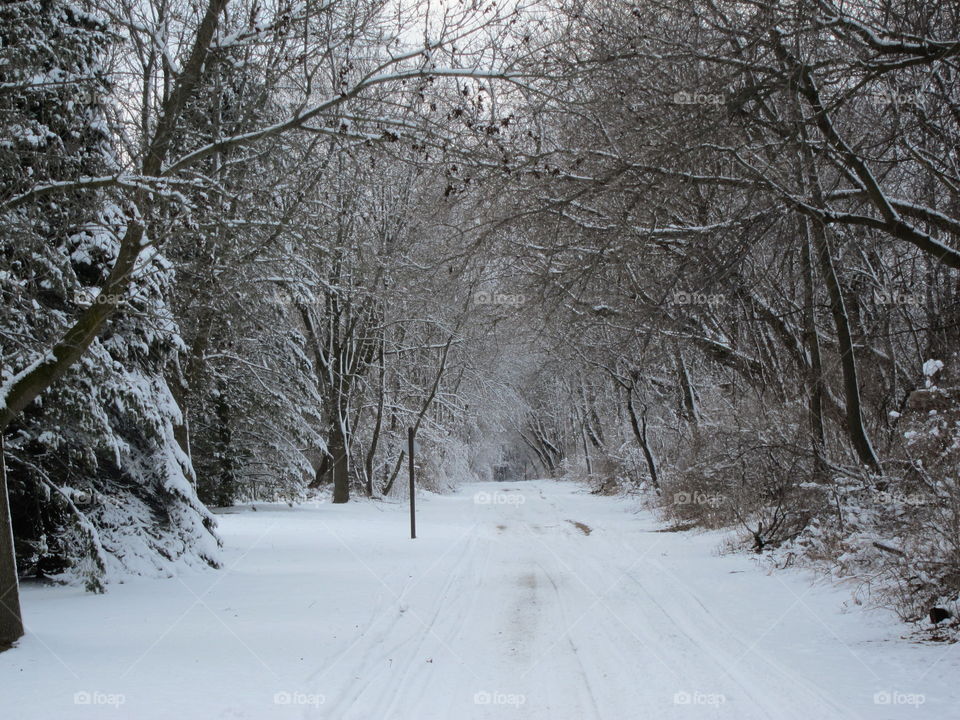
3,480,958,719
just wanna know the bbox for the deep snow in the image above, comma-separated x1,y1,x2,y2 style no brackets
2,480,958,719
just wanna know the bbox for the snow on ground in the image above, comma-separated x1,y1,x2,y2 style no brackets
2,479,958,719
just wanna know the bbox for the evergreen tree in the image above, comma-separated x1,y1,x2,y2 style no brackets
0,0,219,597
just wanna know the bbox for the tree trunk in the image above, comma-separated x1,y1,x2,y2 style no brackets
214,382,236,505
328,422,350,504
580,424,592,475
0,433,24,651
363,339,385,497
810,220,881,471
783,64,882,473
625,387,661,493
801,221,828,475
676,349,700,426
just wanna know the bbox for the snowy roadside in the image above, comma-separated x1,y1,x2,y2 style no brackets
1,479,957,719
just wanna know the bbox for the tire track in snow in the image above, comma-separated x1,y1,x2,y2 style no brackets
512,482,849,719
508,509,603,720
641,555,864,719
562,519,863,719
303,481,865,719
308,526,486,719
378,530,497,720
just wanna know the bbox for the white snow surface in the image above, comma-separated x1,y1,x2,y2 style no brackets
3,479,959,719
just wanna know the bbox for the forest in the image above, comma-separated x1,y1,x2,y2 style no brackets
1,0,960,714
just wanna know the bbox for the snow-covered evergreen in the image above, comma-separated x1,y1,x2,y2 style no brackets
1,0,218,588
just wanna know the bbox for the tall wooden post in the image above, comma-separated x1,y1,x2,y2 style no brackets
408,427,416,539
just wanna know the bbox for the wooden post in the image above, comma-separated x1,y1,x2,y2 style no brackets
408,427,416,539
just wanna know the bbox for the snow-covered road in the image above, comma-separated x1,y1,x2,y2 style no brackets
3,480,958,718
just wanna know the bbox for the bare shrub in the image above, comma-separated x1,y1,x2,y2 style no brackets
660,422,829,549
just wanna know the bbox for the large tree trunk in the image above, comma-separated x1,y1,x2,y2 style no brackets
0,434,23,650
328,422,350,504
